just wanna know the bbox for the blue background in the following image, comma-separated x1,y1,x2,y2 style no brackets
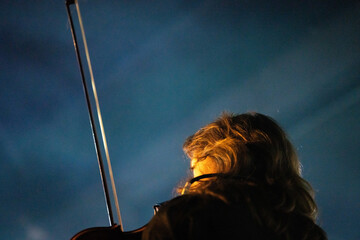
0,0,359,239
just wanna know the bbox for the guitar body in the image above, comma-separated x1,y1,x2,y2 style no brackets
71,225,145,240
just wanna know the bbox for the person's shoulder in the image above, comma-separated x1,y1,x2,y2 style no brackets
146,192,269,240
161,193,228,212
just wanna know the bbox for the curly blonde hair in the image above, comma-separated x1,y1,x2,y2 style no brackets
182,112,318,222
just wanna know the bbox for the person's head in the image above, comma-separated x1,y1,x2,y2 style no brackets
184,112,299,182
142,112,326,240
182,112,318,220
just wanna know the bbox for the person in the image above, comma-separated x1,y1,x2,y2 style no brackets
142,112,327,240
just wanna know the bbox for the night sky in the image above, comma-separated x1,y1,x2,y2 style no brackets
1,0,359,239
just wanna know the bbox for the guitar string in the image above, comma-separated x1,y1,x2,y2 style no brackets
74,0,123,230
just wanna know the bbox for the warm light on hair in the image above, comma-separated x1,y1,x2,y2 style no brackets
182,112,318,221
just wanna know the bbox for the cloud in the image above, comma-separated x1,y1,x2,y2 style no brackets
19,217,50,240
25,224,49,240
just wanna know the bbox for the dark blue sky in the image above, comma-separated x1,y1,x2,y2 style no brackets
1,1,359,239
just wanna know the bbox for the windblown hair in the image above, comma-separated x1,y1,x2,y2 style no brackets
182,112,318,222
143,112,326,240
